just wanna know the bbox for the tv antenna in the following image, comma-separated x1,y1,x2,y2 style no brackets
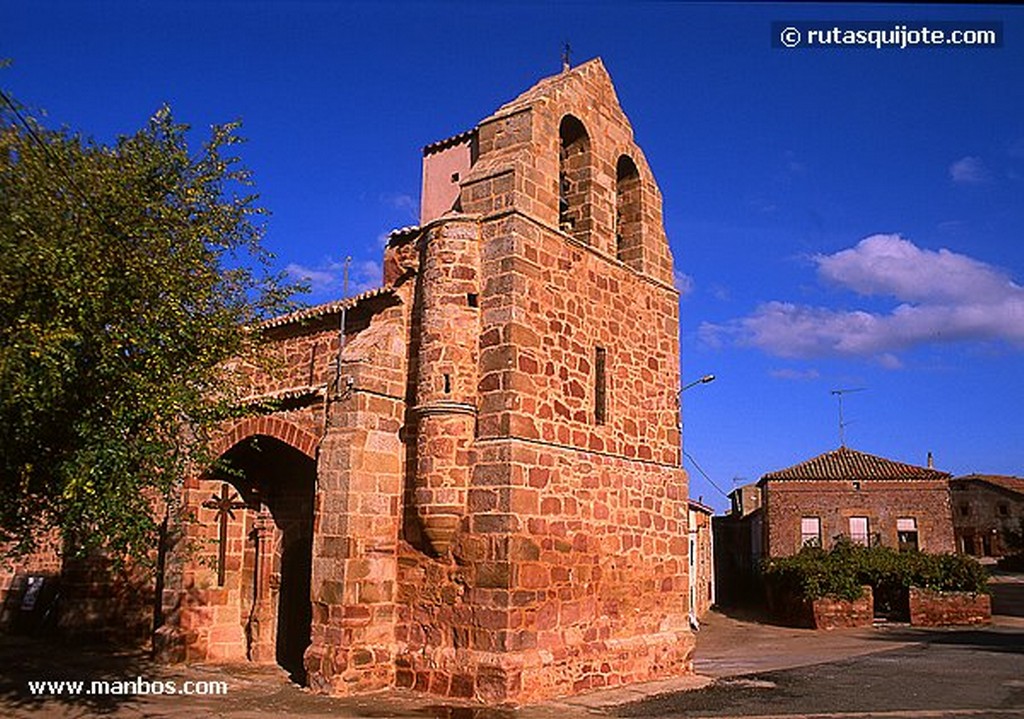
830,387,866,447
334,256,352,388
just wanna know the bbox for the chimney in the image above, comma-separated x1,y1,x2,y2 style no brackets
927,451,934,469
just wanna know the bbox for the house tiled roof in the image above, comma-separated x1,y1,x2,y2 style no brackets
952,474,1024,496
422,128,476,156
688,498,715,515
259,286,396,330
760,446,950,483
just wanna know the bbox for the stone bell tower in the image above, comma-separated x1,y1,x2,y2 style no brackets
299,58,693,703
389,58,694,703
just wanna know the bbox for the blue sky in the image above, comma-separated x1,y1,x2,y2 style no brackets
5,2,1022,511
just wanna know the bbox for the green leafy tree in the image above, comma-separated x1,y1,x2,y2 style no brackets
0,86,302,561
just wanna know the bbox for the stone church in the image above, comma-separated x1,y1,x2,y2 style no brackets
152,57,694,704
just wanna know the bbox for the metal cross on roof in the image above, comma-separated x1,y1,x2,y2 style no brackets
203,483,248,586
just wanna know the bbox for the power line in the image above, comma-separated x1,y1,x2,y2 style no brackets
683,449,729,499
0,87,126,240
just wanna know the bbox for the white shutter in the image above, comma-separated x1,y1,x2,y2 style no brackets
897,517,917,532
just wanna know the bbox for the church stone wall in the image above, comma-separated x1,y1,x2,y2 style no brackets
157,58,695,706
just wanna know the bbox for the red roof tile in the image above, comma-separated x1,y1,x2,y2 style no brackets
760,446,950,482
688,498,715,515
952,474,1024,496
259,286,396,330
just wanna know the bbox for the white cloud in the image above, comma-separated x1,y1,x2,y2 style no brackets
700,234,1024,366
710,284,732,302
379,192,419,221
949,156,990,184
674,270,695,296
350,259,383,294
748,197,777,214
769,367,820,381
286,257,383,299
815,234,1013,304
285,263,336,294
783,150,806,175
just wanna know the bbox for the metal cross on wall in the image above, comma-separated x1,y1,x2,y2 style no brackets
203,483,249,586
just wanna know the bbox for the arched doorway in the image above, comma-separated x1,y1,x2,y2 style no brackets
211,434,315,683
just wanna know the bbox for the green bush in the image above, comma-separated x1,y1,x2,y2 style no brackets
762,540,988,601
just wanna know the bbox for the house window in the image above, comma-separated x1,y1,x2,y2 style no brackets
594,346,607,425
800,517,821,548
558,115,591,243
849,516,870,546
897,517,919,552
998,503,1010,517
959,504,971,516
615,154,642,266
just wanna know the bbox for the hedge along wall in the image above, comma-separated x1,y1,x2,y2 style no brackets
762,541,989,627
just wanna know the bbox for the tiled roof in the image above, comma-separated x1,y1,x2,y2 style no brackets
422,128,476,156
236,385,325,407
688,498,715,515
259,286,396,330
386,225,421,242
760,446,950,482
952,474,1024,496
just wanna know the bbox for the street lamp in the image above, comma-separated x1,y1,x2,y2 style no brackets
682,374,716,393
680,373,715,458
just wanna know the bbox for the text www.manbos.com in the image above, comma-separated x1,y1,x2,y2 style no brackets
27,677,228,697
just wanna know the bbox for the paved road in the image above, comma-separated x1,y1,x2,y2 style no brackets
615,624,1024,718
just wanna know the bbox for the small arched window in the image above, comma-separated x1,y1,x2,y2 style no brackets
615,154,642,266
558,115,591,243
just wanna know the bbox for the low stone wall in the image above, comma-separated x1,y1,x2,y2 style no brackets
908,587,991,626
810,586,873,630
767,584,873,629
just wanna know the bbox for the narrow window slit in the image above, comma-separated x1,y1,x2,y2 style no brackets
594,347,607,425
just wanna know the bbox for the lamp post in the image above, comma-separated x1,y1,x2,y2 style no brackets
680,373,715,458
682,374,716,393
679,372,717,624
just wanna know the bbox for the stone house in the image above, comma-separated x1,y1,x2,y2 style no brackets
950,474,1024,558
142,58,696,704
687,499,715,618
712,482,763,606
759,446,955,558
